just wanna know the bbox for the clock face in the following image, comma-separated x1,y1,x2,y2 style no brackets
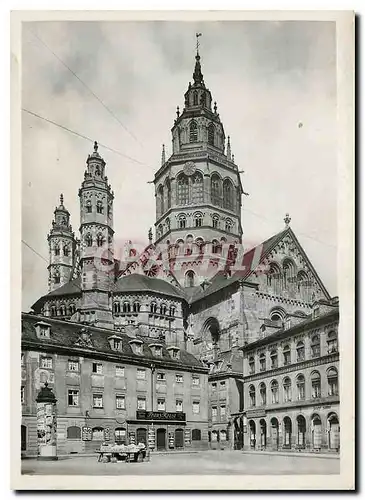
183,161,196,176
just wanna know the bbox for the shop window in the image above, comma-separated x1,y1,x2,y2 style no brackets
115,427,126,444
92,427,104,441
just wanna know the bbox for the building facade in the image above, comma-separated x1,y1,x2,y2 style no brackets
240,301,339,452
21,313,209,456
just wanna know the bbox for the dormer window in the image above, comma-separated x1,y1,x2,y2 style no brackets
150,343,163,357
167,346,180,360
129,339,143,355
35,322,51,339
108,335,123,351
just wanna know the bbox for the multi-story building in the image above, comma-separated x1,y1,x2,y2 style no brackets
21,313,209,456
239,300,339,452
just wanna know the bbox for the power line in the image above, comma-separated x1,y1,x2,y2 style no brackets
22,108,150,168
27,28,144,150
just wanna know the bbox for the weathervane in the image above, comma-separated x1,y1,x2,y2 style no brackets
196,32,202,54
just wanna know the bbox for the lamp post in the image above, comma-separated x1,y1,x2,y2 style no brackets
36,382,58,460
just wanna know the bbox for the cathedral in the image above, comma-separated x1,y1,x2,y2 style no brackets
22,45,340,455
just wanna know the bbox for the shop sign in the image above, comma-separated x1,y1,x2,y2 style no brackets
136,410,186,421
246,409,266,418
82,426,92,441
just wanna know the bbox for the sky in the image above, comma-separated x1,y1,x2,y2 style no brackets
21,20,338,311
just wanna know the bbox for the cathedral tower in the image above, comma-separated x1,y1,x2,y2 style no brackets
78,141,114,329
47,194,77,292
153,39,244,287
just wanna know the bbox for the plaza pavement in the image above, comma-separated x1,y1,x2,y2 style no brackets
21,449,340,476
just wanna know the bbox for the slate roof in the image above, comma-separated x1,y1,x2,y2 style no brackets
113,274,185,300
21,313,206,371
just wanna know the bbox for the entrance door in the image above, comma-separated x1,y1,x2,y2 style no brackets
271,418,279,451
328,415,340,450
312,415,322,449
156,428,166,450
175,428,184,449
136,428,147,446
259,419,267,449
21,425,26,451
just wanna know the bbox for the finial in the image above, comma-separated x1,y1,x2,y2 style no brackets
161,144,166,166
60,193,64,206
232,154,235,163
214,101,217,114
284,213,291,228
196,32,202,55
44,381,49,388
176,106,180,118
148,227,153,243
227,136,231,161
94,141,98,153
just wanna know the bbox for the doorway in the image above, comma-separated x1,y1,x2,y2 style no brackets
175,428,184,449
297,415,306,449
259,419,267,449
270,418,279,451
249,420,256,449
328,413,340,450
156,428,166,450
21,425,27,451
312,414,322,449
136,428,147,446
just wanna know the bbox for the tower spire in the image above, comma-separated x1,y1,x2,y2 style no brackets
161,144,166,166
193,33,204,86
227,136,231,161
60,193,64,207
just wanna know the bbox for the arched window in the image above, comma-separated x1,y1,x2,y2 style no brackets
283,377,292,402
160,304,167,315
185,270,196,287
270,349,278,369
54,271,60,284
283,417,292,448
220,430,227,442
327,367,338,396
59,305,66,316
259,383,266,406
69,304,76,315
212,239,221,254
189,120,198,142
133,302,141,313
191,172,203,204
327,331,338,354
63,245,69,257
248,356,255,374
115,427,126,444
96,233,104,247
311,335,320,358
296,374,305,400
192,429,201,441
165,179,171,210
208,123,215,146
123,302,131,313
96,201,104,214
158,224,163,237
157,185,164,217
267,264,282,294
200,92,206,107
209,219,218,235
249,385,256,407
150,302,157,314
92,427,104,441
311,371,321,399
85,233,93,247
51,306,56,316
211,174,222,206
177,174,189,205
194,213,203,227
67,426,81,439
283,345,291,366
223,179,234,211
193,91,198,106
86,200,92,213
225,219,233,233
178,214,186,229
259,353,266,372
296,341,305,362
283,259,296,286
169,305,176,317
54,244,60,256
114,302,121,314
271,380,279,404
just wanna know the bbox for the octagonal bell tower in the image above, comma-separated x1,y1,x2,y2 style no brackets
153,37,244,287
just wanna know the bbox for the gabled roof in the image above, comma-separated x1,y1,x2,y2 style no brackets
189,227,331,304
21,313,206,370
